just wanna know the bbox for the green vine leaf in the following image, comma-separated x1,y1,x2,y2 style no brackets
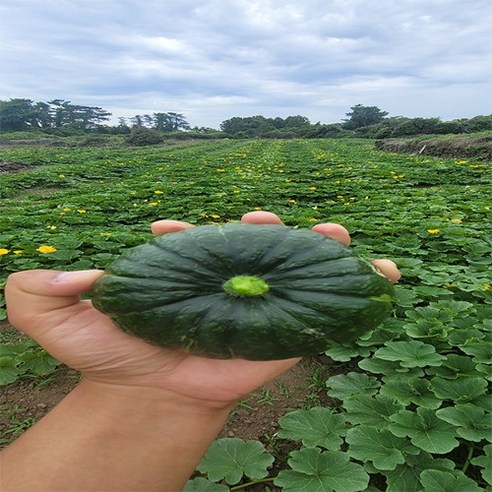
274,447,369,492
324,344,370,362
196,438,274,485
183,477,229,491
406,306,453,323
418,469,483,492
392,285,421,307
430,376,488,404
404,319,450,340
325,372,380,401
459,342,492,365
384,452,456,492
425,354,482,379
0,356,22,385
471,444,492,486
380,377,443,409
388,407,459,454
356,319,406,347
18,349,61,376
277,407,346,450
447,329,485,347
358,357,424,378
342,394,404,427
374,341,446,368
428,300,476,315
436,404,492,442
346,426,419,471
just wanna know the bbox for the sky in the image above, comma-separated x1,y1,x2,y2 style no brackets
1,0,491,129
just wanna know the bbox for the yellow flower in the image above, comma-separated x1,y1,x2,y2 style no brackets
154,190,164,195
427,229,440,234
77,209,86,214
47,225,57,230
482,284,491,290
0,248,10,255
450,218,462,224
149,202,159,207
58,174,65,178
288,199,296,204
216,168,226,172
13,250,23,254
37,245,57,254
309,186,317,191
210,214,221,219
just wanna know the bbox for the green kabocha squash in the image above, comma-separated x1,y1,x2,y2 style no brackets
91,223,394,360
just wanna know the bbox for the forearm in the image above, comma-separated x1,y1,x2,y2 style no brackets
0,380,233,492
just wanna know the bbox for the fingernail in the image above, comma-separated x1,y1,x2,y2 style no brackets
54,270,103,283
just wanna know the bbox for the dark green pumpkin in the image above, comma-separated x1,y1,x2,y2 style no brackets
91,223,394,360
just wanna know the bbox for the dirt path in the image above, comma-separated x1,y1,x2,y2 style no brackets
0,161,34,174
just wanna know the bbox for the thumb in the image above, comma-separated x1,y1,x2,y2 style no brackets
5,269,104,332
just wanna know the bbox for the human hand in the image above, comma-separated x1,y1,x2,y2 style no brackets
5,211,400,409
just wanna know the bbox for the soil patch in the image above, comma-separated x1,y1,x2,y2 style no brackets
375,135,492,161
0,369,80,444
0,161,34,174
220,359,323,440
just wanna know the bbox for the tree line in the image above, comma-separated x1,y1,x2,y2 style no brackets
1,98,491,139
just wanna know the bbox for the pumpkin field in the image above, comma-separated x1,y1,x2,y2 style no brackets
0,138,491,491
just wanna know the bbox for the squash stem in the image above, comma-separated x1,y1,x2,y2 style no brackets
223,275,270,297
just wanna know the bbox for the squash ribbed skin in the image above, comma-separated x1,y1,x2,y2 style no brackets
91,223,394,360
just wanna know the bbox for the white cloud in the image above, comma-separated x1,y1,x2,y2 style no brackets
0,0,491,128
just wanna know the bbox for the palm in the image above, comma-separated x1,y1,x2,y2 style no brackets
37,300,298,404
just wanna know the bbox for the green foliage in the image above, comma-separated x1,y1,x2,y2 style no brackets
274,447,369,491
277,408,346,450
0,339,61,385
0,98,111,132
0,138,490,489
471,444,492,486
124,126,163,146
196,438,274,485
342,104,389,130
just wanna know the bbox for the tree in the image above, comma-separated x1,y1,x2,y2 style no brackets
155,112,190,131
44,100,111,131
220,115,312,137
0,99,40,131
130,115,144,127
284,115,310,128
342,104,388,130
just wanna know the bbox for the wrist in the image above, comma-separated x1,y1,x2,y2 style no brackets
2,372,234,492
76,378,235,420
